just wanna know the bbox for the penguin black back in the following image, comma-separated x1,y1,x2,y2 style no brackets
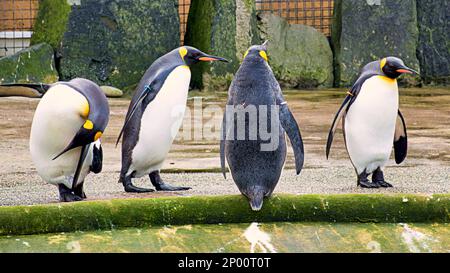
221,42,304,211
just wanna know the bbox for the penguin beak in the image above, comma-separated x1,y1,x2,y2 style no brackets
198,54,229,63
396,66,419,75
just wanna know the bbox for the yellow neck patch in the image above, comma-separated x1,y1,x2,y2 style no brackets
259,50,268,62
243,49,249,59
80,100,89,119
380,58,387,70
179,47,188,60
377,75,397,84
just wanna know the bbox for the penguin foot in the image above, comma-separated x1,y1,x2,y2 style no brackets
73,181,87,199
374,180,393,187
124,184,154,193
149,171,191,191
372,168,392,187
58,184,83,202
358,180,380,188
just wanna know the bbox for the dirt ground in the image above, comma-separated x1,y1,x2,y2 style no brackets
0,88,449,206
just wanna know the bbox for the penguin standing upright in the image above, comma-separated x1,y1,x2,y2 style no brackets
29,78,109,201
220,42,304,211
117,46,228,193
326,57,417,188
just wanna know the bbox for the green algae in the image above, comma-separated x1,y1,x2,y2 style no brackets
30,0,71,51
0,222,448,253
0,194,448,236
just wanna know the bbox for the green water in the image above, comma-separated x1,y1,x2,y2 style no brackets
0,222,448,253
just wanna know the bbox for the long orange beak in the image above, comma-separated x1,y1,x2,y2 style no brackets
198,55,229,62
396,69,413,74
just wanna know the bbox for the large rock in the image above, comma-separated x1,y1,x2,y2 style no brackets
184,0,260,90
0,43,58,84
332,0,420,87
59,0,180,90
30,0,71,52
416,0,450,85
258,13,333,88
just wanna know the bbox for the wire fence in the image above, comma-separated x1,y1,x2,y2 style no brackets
0,0,333,55
0,0,39,57
255,0,334,36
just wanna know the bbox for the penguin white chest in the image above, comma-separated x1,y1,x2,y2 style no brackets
344,76,399,174
30,85,93,188
131,66,191,177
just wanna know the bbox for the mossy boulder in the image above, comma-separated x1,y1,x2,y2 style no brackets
100,85,123,98
258,13,333,88
0,43,58,84
59,0,180,90
0,194,449,235
416,0,450,85
332,0,421,87
184,0,260,90
30,0,71,53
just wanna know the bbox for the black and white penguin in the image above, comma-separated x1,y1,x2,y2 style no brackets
29,78,109,201
326,57,418,188
220,42,304,211
117,46,228,193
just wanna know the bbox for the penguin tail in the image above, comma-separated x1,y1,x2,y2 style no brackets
247,189,265,211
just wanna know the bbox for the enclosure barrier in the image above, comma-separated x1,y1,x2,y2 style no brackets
0,193,449,236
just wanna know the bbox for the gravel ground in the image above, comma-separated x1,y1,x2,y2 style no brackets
1,163,449,206
0,89,449,206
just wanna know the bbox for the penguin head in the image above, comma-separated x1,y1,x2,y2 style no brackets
380,57,418,79
178,46,229,66
242,40,269,64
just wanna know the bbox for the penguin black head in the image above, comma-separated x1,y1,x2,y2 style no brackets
381,57,418,79
179,46,229,66
242,40,269,64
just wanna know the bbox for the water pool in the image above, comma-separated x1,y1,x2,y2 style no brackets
0,222,448,253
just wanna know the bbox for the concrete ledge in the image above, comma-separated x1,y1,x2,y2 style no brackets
0,194,449,235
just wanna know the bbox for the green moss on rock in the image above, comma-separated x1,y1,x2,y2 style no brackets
0,43,58,84
0,194,448,235
332,0,421,87
30,0,71,52
258,13,334,88
416,0,450,85
184,0,260,91
59,0,180,90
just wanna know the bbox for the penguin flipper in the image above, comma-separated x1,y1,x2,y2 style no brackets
279,103,304,175
220,113,227,179
115,85,158,146
326,95,351,159
72,144,91,190
394,110,408,164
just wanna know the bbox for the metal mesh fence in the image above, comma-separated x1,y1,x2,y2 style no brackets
178,0,333,45
255,0,334,36
178,0,191,45
0,0,333,54
0,0,39,57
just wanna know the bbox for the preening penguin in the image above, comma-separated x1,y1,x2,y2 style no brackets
29,78,109,201
117,46,228,193
326,57,417,188
220,42,305,211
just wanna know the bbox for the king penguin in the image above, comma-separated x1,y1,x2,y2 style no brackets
117,46,228,193
29,78,109,201
326,57,418,188
220,42,305,211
